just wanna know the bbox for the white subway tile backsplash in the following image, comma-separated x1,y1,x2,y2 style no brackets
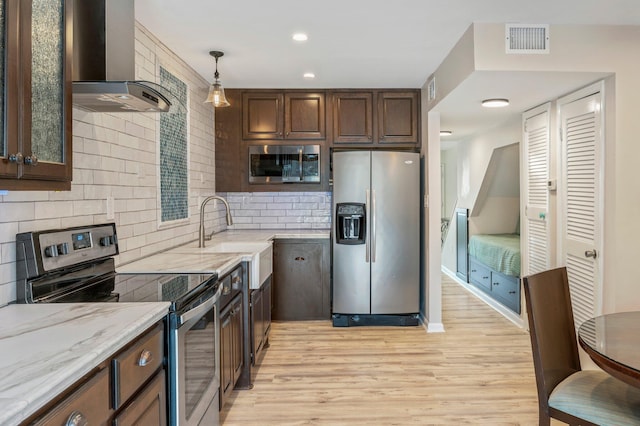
1,242,14,263
35,201,73,220
0,223,19,243
226,191,331,231
2,190,49,203
72,200,104,217
1,203,35,222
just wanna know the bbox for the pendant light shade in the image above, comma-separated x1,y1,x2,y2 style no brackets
205,51,230,108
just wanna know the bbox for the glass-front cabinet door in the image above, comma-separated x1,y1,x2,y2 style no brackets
0,0,72,190
0,0,18,180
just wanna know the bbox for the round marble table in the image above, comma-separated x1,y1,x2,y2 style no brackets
578,311,640,388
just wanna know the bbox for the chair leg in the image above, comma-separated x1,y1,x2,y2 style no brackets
538,411,551,426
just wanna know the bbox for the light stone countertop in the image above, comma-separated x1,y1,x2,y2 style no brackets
117,229,330,277
0,302,169,425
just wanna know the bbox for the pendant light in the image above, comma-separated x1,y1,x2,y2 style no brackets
205,50,231,107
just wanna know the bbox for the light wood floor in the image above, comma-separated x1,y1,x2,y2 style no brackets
221,275,553,425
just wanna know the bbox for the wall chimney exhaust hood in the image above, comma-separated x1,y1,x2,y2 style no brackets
72,0,171,113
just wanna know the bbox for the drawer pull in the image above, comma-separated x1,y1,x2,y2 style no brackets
471,269,476,272
493,282,499,286
482,276,489,280
137,349,153,367
66,411,88,426
295,256,305,261
509,290,516,294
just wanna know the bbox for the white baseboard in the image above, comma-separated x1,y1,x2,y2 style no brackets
419,312,445,333
441,266,525,329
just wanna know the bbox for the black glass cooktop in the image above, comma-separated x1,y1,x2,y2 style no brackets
28,258,217,311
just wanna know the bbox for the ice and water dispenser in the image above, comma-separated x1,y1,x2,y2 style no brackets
336,203,366,245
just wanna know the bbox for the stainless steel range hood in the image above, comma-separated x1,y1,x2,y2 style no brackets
72,0,171,113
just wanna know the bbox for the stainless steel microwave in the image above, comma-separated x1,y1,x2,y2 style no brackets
249,145,320,184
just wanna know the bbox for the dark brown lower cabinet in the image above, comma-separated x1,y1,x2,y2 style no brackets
220,294,244,409
251,276,272,365
26,322,166,426
273,239,331,320
113,371,166,426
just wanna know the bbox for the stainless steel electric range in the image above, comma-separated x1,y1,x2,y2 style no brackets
15,223,221,426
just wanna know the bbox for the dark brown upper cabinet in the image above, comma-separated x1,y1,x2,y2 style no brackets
332,92,373,144
242,92,284,140
242,91,325,140
331,90,420,147
0,0,73,190
284,92,325,139
378,91,419,145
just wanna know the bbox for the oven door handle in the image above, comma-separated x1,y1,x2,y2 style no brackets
178,285,222,327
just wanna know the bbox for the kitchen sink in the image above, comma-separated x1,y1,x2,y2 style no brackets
202,241,273,289
201,241,270,253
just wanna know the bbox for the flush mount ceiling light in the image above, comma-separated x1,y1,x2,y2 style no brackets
481,98,510,108
292,33,308,42
303,72,316,79
204,50,230,108
440,130,453,136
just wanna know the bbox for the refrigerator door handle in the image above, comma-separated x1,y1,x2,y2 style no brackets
365,189,371,263
371,189,376,263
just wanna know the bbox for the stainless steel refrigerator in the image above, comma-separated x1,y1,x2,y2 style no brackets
332,150,420,326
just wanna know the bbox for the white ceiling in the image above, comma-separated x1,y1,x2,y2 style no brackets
135,0,640,140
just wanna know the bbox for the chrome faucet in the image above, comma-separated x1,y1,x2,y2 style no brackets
199,195,233,247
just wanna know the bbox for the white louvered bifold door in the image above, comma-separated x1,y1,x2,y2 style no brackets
560,91,603,330
522,108,550,276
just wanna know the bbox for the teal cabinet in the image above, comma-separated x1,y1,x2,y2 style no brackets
0,0,72,190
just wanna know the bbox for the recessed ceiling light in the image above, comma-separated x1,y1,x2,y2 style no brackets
482,98,509,108
292,33,308,42
303,72,315,79
440,130,453,136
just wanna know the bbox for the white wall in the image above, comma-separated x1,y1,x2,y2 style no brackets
441,118,521,273
441,147,458,221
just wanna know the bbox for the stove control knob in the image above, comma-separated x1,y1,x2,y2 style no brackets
100,236,114,247
44,244,59,257
57,243,69,255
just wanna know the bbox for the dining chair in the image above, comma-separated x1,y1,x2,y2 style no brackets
523,267,640,426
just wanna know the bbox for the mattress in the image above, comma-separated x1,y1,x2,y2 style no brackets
468,233,521,277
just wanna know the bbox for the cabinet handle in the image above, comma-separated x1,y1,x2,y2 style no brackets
8,152,23,164
66,411,88,426
24,154,38,166
509,291,516,294
482,276,489,279
493,282,499,286
294,256,305,261
471,269,477,273
137,349,153,367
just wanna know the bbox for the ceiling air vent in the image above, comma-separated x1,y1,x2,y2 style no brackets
505,24,549,54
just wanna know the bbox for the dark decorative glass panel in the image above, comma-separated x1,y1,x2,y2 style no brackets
160,67,189,222
31,0,64,163
0,0,5,158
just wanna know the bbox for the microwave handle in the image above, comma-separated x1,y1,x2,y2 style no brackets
299,149,303,181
